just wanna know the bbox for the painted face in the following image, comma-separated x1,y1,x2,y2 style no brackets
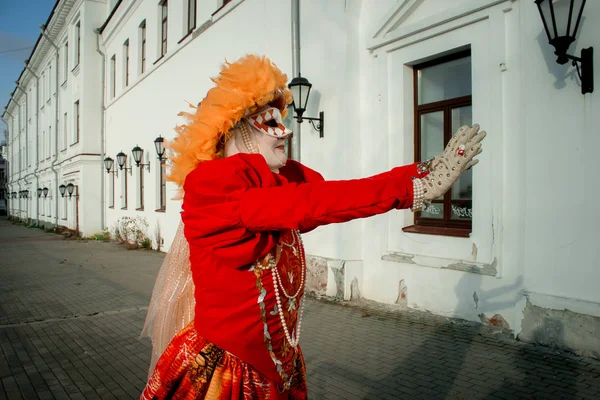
246,107,292,138
224,107,292,172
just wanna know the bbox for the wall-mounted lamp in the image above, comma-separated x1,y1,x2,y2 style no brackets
535,0,593,94
104,157,119,177
42,187,49,198
116,152,132,176
154,136,166,161
132,146,150,172
37,188,43,198
59,184,67,198
66,183,77,198
22,190,29,199
288,75,325,138
12,192,17,199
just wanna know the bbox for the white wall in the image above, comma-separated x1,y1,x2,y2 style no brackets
519,0,600,314
96,0,600,335
101,0,292,250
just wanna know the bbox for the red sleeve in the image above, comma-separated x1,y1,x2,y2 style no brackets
183,153,417,236
238,158,416,232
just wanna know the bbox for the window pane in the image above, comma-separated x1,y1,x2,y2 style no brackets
421,203,444,219
450,105,473,220
420,111,444,161
451,203,472,220
418,56,471,105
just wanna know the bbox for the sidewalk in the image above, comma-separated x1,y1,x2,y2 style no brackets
1,219,599,399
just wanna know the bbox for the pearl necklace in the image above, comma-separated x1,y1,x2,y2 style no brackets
262,229,306,349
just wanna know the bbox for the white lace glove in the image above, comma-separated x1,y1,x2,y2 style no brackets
412,124,486,211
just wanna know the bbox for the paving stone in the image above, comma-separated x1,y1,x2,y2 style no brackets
1,220,600,399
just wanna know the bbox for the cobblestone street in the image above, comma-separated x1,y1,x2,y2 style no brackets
1,219,599,399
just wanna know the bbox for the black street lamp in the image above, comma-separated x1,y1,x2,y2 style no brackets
104,157,118,177
66,182,77,198
288,75,325,138
132,145,150,172
59,184,67,197
154,136,166,161
42,187,49,198
535,0,593,94
116,151,132,175
37,188,42,198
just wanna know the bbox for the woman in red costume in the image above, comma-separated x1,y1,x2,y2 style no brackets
140,54,485,399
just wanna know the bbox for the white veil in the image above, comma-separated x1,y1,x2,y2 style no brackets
140,220,196,378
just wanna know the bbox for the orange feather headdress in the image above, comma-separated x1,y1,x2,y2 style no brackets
167,54,293,190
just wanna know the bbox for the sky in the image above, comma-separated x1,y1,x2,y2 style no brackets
0,0,57,143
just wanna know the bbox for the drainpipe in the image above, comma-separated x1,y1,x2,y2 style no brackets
291,0,301,162
40,24,61,230
95,28,107,230
24,60,41,226
14,83,29,222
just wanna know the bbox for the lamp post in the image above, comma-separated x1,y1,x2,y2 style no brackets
535,0,593,94
132,145,150,172
103,157,119,177
116,152,132,175
154,136,166,161
288,76,325,138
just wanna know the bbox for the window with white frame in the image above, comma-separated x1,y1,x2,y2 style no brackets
63,42,69,83
47,125,51,159
62,190,67,220
136,163,144,210
123,39,130,87
109,172,115,208
75,22,81,67
47,65,52,102
47,184,52,217
159,0,168,57
121,165,128,209
40,131,44,162
41,72,46,105
73,101,80,144
187,0,196,34
139,20,147,74
62,113,68,151
412,50,472,234
110,55,116,98
156,159,166,211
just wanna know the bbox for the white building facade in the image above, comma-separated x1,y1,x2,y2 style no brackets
2,0,107,235
4,0,600,356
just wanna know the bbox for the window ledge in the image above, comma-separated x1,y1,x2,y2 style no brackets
108,206,114,209
177,30,193,44
121,207,128,210
136,207,144,211
153,55,165,65
72,64,80,76
402,224,471,238
61,80,67,89
155,207,166,213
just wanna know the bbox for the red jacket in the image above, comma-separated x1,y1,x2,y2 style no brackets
182,153,421,384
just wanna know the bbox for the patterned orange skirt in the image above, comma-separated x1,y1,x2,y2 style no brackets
140,321,307,399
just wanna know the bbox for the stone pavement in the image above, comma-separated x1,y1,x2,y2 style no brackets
1,219,599,399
